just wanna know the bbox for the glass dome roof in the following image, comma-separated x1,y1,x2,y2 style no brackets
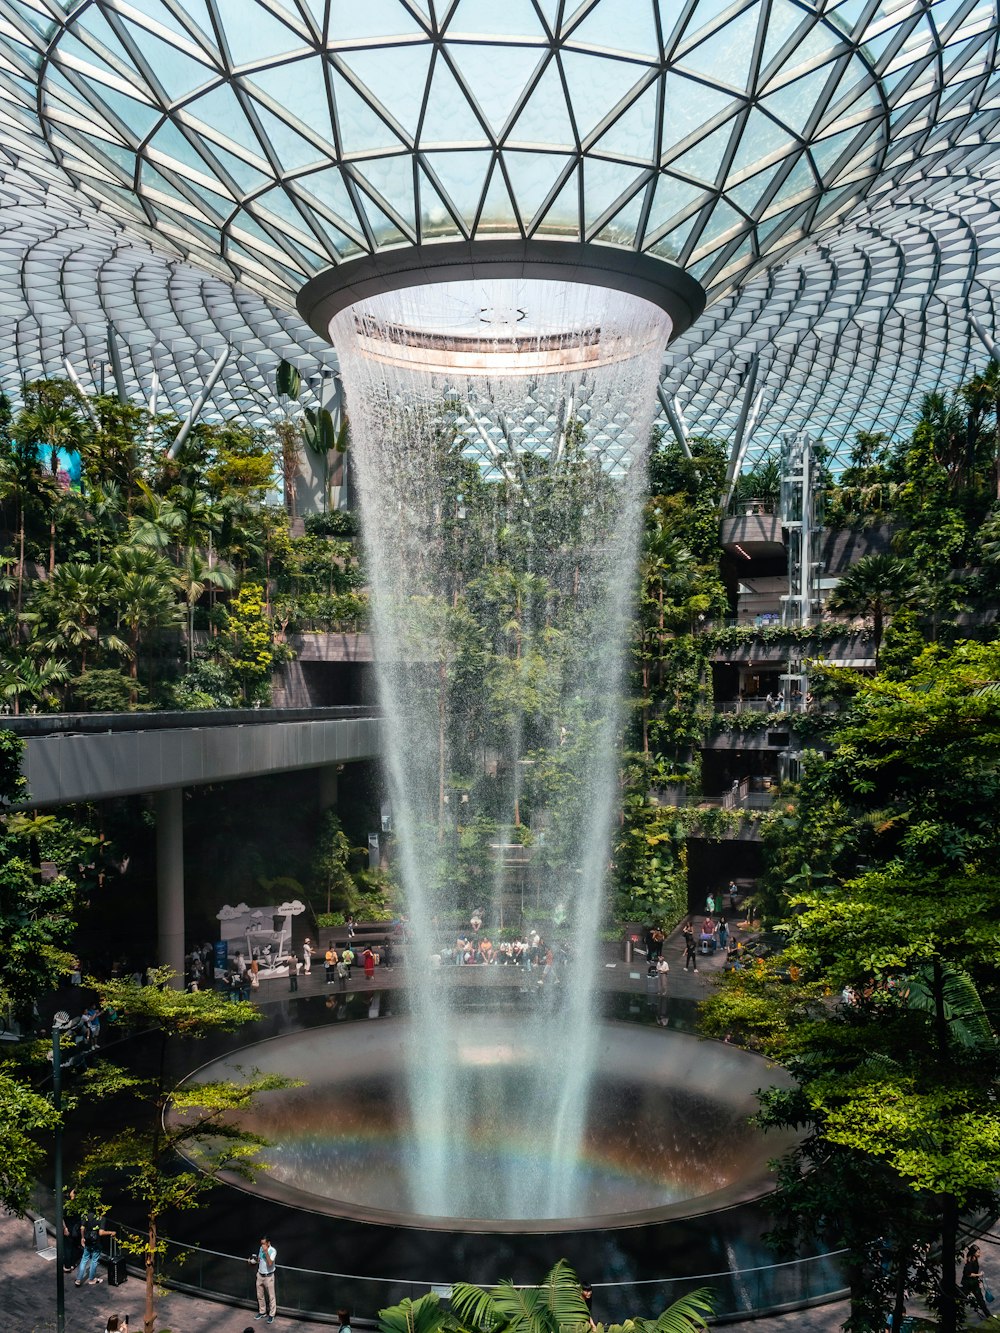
20,0,999,308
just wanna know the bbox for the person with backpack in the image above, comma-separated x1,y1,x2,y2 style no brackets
74,1212,115,1286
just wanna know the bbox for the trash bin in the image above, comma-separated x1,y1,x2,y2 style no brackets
623,934,640,964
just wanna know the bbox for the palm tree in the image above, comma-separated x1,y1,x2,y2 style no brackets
379,1261,713,1333
827,553,916,669
15,389,90,573
129,486,185,552
116,572,180,685
172,549,235,664
33,560,115,672
0,651,70,715
0,442,47,613
106,545,181,688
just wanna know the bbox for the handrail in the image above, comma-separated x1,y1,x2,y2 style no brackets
0,705,381,737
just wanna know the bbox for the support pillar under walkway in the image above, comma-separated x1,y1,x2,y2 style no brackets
155,786,185,988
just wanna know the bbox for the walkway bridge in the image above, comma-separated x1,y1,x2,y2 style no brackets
2,707,383,982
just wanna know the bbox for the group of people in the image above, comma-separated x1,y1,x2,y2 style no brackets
321,939,385,988
441,929,565,985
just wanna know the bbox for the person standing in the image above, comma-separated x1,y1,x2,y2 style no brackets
682,923,698,973
363,946,375,982
336,957,348,991
302,938,313,976
74,1212,115,1286
962,1245,991,1319
63,1187,82,1272
342,945,354,979
248,1234,277,1323
324,943,337,985
288,953,299,992
655,957,670,1026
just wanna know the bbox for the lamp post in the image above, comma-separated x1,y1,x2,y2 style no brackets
52,1011,70,1333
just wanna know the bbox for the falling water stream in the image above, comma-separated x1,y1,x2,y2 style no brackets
331,278,672,1220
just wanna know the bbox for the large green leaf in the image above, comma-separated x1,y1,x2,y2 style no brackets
276,359,301,399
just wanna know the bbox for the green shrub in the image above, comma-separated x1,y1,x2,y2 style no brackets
71,669,144,712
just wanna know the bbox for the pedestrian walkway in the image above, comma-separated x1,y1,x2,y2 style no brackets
5,1210,1000,1332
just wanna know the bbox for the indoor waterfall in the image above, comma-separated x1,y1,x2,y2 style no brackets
331,278,672,1220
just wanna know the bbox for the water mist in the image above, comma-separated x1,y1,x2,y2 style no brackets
331,278,671,1220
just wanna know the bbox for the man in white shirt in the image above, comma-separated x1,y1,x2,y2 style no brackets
249,1235,277,1323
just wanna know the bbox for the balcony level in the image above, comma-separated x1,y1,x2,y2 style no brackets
721,503,785,560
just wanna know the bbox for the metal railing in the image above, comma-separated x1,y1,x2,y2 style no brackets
106,1224,848,1324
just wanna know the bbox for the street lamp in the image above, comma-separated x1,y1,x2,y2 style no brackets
52,1010,72,1333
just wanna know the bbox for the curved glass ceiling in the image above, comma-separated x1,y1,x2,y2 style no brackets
19,0,998,306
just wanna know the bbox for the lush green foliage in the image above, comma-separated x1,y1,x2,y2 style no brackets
79,967,294,1333
0,379,367,711
703,643,1000,1333
378,1259,713,1333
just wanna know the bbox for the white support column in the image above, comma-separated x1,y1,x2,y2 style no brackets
155,787,185,988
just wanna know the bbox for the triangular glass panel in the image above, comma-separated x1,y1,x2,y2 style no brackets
244,96,327,168
140,159,191,202
449,43,545,135
418,164,461,238
644,215,699,262
502,149,572,227
251,183,318,238
208,141,273,194
691,198,746,253
642,172,708,236
212,0,307,65
506,59,575,148
661,73,737,156
351,153,417,234
180,81,262,154
123,0,218,49
678,3,763,92
293,0,329,34
532,0,560,36
727,108,795,176
559,49,648,140
245,59,335,149
584,158,648,230
474,160,521,235
761,65,834,135
594,181,649,245
591,79,657,161
753,201,802,244
339,44,433,137
565,0,660,60
355,192,409,246
446,0,545,37
328,0,424,41
146,116,212,173
668,120,735,184
291,166,366,235
119,18,216,100
419,52,489,145
90,84,162,142
91,139,136,179
423,149,493,226
763,154,816,213
331,68,405,154
533,165,580,237
760,0,809,72
58,31,127,83
726,159,783,215
808,125,859,178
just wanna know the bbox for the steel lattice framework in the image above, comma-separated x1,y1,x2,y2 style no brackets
0,0,998,468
